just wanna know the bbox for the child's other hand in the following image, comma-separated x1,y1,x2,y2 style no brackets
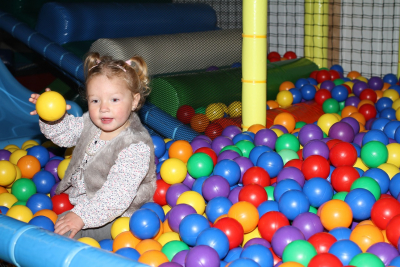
29,88,72,116
55,211,84,238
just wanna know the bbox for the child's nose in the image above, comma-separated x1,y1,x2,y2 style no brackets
100,102,109,111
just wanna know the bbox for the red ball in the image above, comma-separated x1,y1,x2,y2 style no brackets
297,149,303,161
176,105,195,124
242,166,271,187
283,51,297,60
204,123,223,140
371,198,400,230
301,155,330,180
258,211,290,242
213,217,244,249
329,142,358,167
268,51,281,61
358,104,377,122
269,57,280,63
51,193,74,215
315,89,332,105
153,179,170,206
195,147,217,166
316,70,331,84
329,70,341,81
342,84,352,94
310,70,319,80
238,184,268,208
308,232,337,254
330,166,360,192
269,247,282,266
308,253,343,267
326,139,343,150
380,194,395,200
284,159,303,170
386,214,400,247
359,88,377,103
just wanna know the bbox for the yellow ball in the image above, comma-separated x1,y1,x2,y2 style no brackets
36,91,67,121
392,98,400,110
396,108,400,121
217,103,229,114
271,128,284,137
57,158,71,180
387,143,400,168
0,192,17,208
228,101,242,118
64,147,75,158
332,113,342,121
378,163,400,179
383,89,399,101
111,217,130,239
176,191,205,214
22,140,39,150
205,103,225,121
164,138,172,143
6,165,22,189
157,232,180,246
317,113,340,135
354,157,369,172
344,81,354,90
78,237,101,248
356,76,368,83
162,205,171,215
0,161,16,187
9,149,27,165
276,91,294,108
160,158,187,185
4,144,19,152
6,205,33,223
242,227,261,247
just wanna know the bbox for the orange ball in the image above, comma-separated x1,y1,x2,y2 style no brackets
267,100,279,109
349,224,384,252
347,71,361,80
17,155,41,179
248,124,265,134
228,201,259,234
152,220,164,240
320,199,353,231
349,112,366,126
163,219,173,233
279,262,305,267
112,231,141,252
138,250,169,267
168,140,193,164
273,112,296,133
382,83,391,91
34,209,58,224
375,90,383,101
0,186,7,194
341,106,358,118
279,81,295,91
190,114,210,133
359,123,365,132
357,99,375,109
135,239,162,254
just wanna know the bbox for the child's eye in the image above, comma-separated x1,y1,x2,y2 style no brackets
91,100,98,103
112,98,119,102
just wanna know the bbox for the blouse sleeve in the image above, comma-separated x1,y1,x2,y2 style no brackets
39,113,84,148
71,142,151,229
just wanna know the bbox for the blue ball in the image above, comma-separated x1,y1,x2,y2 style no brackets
331,85,349,102
383,73,398,85
196,228,229,259
179,213,210,246
158,149,169,162
156,161,163,173
289,88,302,104
129,208,160,239
389,173,400,198
273,179,302,202
32,170,56,194
49,156,64,161
224,247,243,262
344,188,376,221
351,143,361,158
27,146,50,168
380,107,396,120
166,140,175,150
243,131,255,140
383,121,400,139
303,177,333,208
256,151,283,178
257,200,279,218
99,239,113,251
330,64,344,74
213,160,241,186
141,202,165,222
240,244,274,267
354,167,364,177
229,258,262,267
249,146,272,166
389,85,400,94
295,78,310,89
151,135,166,158
115,247,140,261
29,215,54,232
205,197,232,223
376,97,393,112
364,168,390,194
307,78,318,85
395,127,400,143
233,133,253,144
26,193,53,214
301,84,317,101
371,118,390,131
390,256,400,267
329,227,352,240
231,62,242,68
326,165,336,183
0,206,9,214
328,239,362,265
192,176,208,195
362,129,389,146
278,190,310,221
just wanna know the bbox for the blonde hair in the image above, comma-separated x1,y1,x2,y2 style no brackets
84,52,151,110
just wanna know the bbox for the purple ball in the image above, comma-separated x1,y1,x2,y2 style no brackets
191,138,212,152
368,76,384,91
254,128,278,150
50,182,59,198
233,156,254,183
166,183,190,207
341,117,360,135
172,250,189,266
48,151,56,159
202,175,230,201
270,125,288,134
0,149,11,161
298,124,324,146
321,137,332,143
228,186,242,204
353,132,366,147
212,136,234,154
222,126,242,140
207,66,219,72
44,159,61,182
183,173,196,189
243,238,271,249
168,204,197,233
277,167,305,187
367,242,399,266
365,118,376,131
345,96,361,107
389,138,396,144
271,226,305,257
352,81,368,97
160,263,182,267
185,245,220,267
217,150,240,163
292,212,324,240
320,80,335,91
157,172,162,180
192,135,212,143
302,139,330,160
328,121,355,142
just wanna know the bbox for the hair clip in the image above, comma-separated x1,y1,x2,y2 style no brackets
89,59,101,71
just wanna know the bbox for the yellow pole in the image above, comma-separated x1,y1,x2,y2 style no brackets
304,1,314,62
242,0,267,131
398,26,400,78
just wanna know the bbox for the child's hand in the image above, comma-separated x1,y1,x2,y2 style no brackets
55,211,84,238
29,88,71,116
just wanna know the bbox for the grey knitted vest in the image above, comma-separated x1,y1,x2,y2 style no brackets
56,112,157,215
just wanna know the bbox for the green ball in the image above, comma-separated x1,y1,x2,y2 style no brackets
265,186,275,201
349,252,385,267
308,206,318,214
275,133,300,152
333,78,345,85
219,145,243,156
295,121,307,129
323,131,327,138
12,201,27,207
350,176,381,200
277,149,299,165
360,141,388,168
339,101,345,110
332,191,348,201
11,178,37,202
320,67,329,71
187,153,214,179
282,240,317,266
161,240,189,261
235,140,255,158
322,98,340,114
195,107,206,114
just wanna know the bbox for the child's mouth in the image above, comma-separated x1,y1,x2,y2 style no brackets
101,118,113,124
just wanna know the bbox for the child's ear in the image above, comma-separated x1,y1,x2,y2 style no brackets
132,93,140,110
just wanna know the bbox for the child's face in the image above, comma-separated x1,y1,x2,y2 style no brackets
87,74,140,139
